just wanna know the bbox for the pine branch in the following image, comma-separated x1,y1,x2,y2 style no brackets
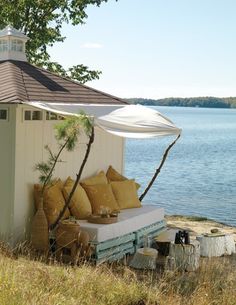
41,137,70,194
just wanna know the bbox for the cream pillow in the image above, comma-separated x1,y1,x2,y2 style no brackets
63,177,92,219
111,180,141,210
82,183,119,214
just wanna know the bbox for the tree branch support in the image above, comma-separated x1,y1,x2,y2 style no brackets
50,126,95,231
139,134,181,202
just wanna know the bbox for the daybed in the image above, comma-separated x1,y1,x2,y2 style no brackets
34,169,167,263
79,205,166,264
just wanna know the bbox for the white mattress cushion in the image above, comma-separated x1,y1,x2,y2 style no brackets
79,205,164,242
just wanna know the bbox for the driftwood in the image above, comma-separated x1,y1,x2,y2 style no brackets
139,134,181,202
129,248,158,270
51,126,95,230
169,240,200,271
196,234,235,257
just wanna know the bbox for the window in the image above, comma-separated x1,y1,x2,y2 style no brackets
46,111,64,120
0,109,8,120
32,110,42,120
11,39,23,52
24,110,31,120
0,40,8,52
24,110,42,121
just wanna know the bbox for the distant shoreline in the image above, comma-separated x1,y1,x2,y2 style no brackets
126,97,236,109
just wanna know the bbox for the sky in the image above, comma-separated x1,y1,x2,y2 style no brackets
49,0,236,99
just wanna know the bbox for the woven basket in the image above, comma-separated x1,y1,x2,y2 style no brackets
56,220,80,248
31,197,49,252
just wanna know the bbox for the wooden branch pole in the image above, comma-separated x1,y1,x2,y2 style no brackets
50,126,95,230
139,134,181,202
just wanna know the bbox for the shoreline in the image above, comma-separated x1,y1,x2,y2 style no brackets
126,97,236,109
166,215,236,242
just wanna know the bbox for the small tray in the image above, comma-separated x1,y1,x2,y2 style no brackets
87,215,118,224
203,233,225,237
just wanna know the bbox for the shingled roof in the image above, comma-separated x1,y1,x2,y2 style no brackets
0,60,127,105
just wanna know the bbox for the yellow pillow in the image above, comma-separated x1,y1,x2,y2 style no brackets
106,166,140,190
111,180,141,210
34,179,63,210
82,184,119,214
81,171,108,186
63,177,92,219
43,183,70,226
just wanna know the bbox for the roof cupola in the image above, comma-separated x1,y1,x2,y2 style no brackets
0,25,28,62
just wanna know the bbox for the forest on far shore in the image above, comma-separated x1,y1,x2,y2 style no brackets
126,97,236,108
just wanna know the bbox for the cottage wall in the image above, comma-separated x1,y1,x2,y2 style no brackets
0,104,16,241
13,105,125,241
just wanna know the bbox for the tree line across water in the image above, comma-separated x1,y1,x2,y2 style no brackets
126,97,236,108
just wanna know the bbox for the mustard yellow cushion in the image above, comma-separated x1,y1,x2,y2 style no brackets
106,166,140,190
111,180,141,210
34,179,63,210
63,177,92,219
81,171,108,186
82,184,119,214
43,183,70,226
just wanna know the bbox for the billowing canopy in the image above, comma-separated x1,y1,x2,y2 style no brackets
96,104,181,138
25,102,181,138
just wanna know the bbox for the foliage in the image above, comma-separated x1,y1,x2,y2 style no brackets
55,112,93,151
0,0,114,83
127,97,236,108
35,113,93,192
224,97,236,108
34,145,58,185
170,215,209,222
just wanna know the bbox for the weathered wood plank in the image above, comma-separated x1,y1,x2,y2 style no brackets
92,233,135,252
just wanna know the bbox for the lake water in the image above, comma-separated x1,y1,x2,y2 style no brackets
125,106,236,226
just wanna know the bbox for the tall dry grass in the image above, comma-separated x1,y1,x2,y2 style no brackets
0,243,235,305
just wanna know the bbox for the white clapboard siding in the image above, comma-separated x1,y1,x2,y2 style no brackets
12,105,124,241
0,104,16,240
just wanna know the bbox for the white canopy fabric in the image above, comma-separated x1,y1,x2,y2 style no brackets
96,104,181,138
25,102,122,117
25,102,181,139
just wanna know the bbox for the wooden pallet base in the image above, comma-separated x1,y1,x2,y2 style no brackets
90,220,167,264
135,220,167,249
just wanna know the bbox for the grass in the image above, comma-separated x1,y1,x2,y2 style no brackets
0,244,236,305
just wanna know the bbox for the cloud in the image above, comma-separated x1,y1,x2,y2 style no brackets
81,42,103,49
